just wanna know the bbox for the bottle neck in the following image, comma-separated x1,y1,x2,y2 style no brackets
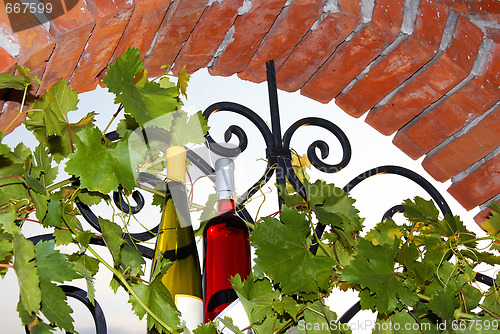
216,197,236,214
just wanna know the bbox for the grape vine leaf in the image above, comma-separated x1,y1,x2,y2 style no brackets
39,281,75,332
34,240,81,283
67,253,99,304
13,234,41,314
177,65,190,98
128,259,180,333
169,110,210,147
28,79,78,137
103,47,178,129
65,126,136,193
98,218,125,266
341,238,418,314
0,208,21,234
373,310,420,334
250,206,335,294
218,317,245,334
195,192,217,237
427,285,458,321
481,202,500,250
25,106,96,163
0,72,27,90
298,300,341,334
120,244,146,277
53,229,73,246
364,219,403,247
42,195,63,228
231,273,284,333
193,321,218,334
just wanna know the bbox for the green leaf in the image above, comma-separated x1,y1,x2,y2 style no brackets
34,240,81,283
403,197,440,224
32,144,58,187
195,192,217,237
271,296,301,321
193,321,218,334
29,79,78,137
13,234,41,314
0,209,21,234
67,253,99,304
0,238,13,262
16,64,41,84
47,79,78,123
428,285,458,321
170,110,210,147
103,47,179,129
40,281,75,332
218,317,244,334
341,238,418,314
177,65,190,98
65,126,137,193
481,202,500,243
42,197,63,228
98,218,125,265
128,263,180,333
251,206,335,294
373,310,420,334
231,273,281,332
0,72,27,90
365,219,403,247
53,229,73,246
298,300,339,334
120,244,146,277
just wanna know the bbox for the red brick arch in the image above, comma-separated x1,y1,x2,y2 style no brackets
0,0,499,224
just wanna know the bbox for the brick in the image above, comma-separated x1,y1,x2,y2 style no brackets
335,0,448,117
113,0,172,61
275,10,361,92
0,1,55,75
172,0,243,74
237,0,324,84
448,154,500,210
366,15,483,135
475,200,500,225
437,0,500,23
300,0,405,103
476,44,500,98
393,44,500,159
38,0,95,93
70,0,134,93
422,107,500,181
209,0,289,77
0,47,16,73
144,0,209,76
0,47,16,111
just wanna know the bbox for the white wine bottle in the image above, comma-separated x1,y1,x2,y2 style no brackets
150,146,203,332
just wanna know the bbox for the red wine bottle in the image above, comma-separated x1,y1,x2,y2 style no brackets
203,158,251,322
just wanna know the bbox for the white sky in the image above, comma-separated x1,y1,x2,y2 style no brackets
1,68,488,333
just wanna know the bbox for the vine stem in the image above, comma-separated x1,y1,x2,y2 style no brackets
102,104,123,136
0,263,14,268
85,245,174,333
46,177,78,193
2,84,28,136
273,305,308,333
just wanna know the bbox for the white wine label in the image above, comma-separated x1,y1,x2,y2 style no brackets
176,294,203,332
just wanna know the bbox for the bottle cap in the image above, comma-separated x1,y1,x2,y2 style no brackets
215,158,235,199
166,146,186,183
